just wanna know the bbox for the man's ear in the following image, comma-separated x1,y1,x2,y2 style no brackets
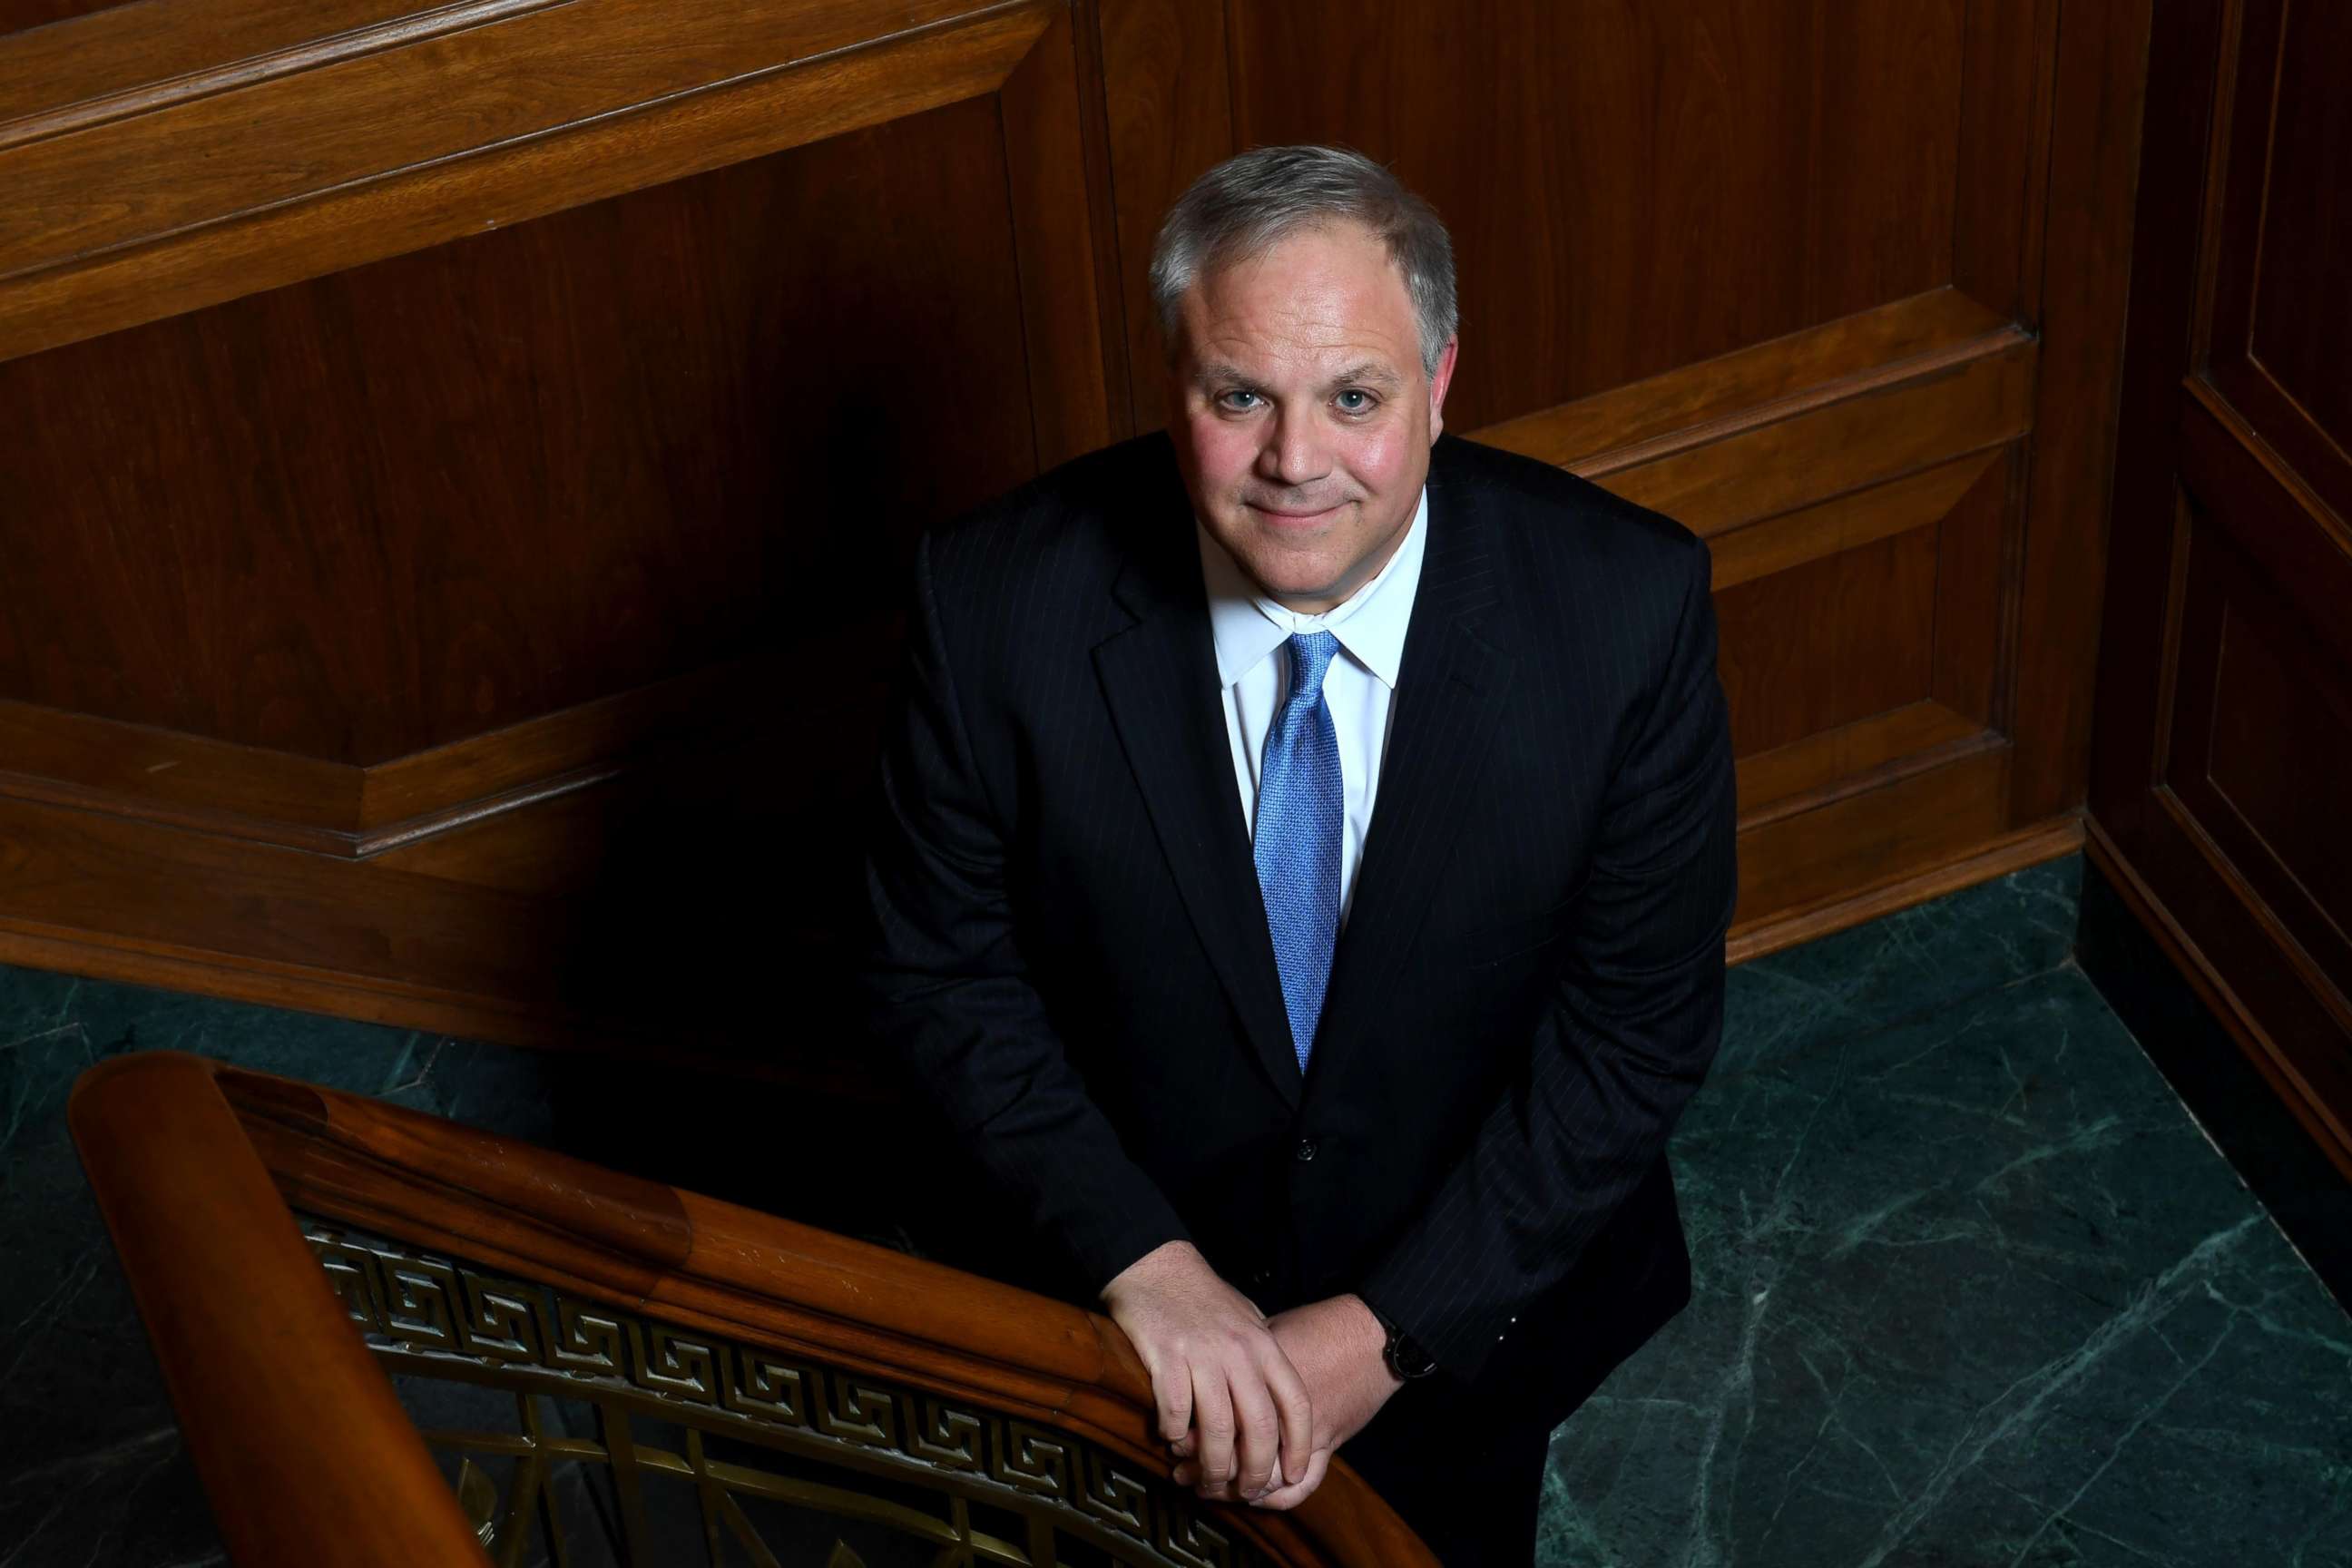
1427,336,1460,440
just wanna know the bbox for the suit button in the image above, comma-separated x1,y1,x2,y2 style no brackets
1249,1267,1272,1290
1295,1138,1318,1162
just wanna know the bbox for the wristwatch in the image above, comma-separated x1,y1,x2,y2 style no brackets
1367,1303,1438,1381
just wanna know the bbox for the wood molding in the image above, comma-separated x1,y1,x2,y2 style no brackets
1708,451,2002,592
1732,741,2014,933
0,0,569,146
66,1051,492,1567
1470,287,2010,473
1589,332,2034,536
70,1050,1443,1565
1729,811,2084,966
1735,705,1990,830
2082,816,2352,1182
2004,0,2157,822
0,0,1054,362
0,654,784,855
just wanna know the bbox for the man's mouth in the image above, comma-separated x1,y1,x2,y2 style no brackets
1248,500,1347,524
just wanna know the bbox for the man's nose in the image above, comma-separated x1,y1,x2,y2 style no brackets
1256,407,1330,488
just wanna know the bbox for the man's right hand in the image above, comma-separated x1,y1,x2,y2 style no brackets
1101,1240,1315,1503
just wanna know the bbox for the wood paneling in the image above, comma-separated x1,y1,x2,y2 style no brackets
1219,0,1970,436
0,0,2154,1054
1717,529,1941,758
0,100,1030,761
2242,3,2352,456
2088,0,2352,1177
0,3,1056,362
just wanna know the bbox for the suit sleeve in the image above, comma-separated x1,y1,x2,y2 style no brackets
860,529,1193,1298
1357,532,1737,1379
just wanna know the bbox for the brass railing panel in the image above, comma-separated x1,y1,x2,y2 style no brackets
304,1219,1280,1568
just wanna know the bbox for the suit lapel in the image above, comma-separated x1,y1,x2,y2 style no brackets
1313,454,1516,1078
1092,488,1303,1107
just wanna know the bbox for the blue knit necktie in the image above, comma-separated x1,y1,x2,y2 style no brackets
1254,631,1343,1073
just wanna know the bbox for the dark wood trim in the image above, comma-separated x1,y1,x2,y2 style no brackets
2083,816,2352,1182
2179,380,2352,658
1471,287,2011,473
0,0,567,146
1733,742,2015,936
0,655,783,854
1729,812,2084,966
66,1051,493,1567
999,3,1119,468
1951,0,2062,322
2004,0,2157,822
70,1051,1443,1566
0,0,1051,361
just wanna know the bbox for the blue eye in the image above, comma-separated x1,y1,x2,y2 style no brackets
1335,389,1375,413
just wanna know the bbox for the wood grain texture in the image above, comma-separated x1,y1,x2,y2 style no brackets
999,4,1117,468
2169,527,2352,1004
66,1052,493,1567
0,2,1051,361
1094,0,1231,429
2,0,2148,1053
2003,0,2154,822
1217,0,1971,435
1592,333,2034,534
1475,288,2012,471
2084,0,2352,1179
1734,740,2012,925
1734,701,1985,827
1730,813,2082,965
2083,818,2352,1184
1706,450,1998,593
0,0,1002,273
1716,526,1941,758
71,1051,1445,1567
0,0,565,141
0,101,1033,761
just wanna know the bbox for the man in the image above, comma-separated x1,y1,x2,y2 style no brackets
861,145,1736,1562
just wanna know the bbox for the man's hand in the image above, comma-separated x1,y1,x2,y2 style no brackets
1177,1293,1403,1511
1101,1241,1315,1503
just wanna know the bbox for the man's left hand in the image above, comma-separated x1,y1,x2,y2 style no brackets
1171,1292,1401,1510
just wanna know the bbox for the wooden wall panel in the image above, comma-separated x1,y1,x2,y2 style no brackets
1716,530,1941,758
0,0,2156,1056
2242,3,2351,456
1221,0,1969,436
0,98,1034,762
2088,0,2352,1177
0,94,1030,761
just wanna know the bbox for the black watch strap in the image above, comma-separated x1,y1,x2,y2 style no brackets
1367,1303,1438,1381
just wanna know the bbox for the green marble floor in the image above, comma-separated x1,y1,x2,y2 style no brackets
0,855,2346,1564
1544,859,2352,1566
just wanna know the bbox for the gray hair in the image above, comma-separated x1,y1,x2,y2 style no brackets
1147,145,1457,378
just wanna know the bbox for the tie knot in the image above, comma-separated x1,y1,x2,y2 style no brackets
1284,631,1339,701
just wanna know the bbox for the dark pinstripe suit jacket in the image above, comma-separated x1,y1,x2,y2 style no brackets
861,431,1736,1415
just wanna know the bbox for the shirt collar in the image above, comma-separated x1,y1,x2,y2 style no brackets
1195,486,1428,691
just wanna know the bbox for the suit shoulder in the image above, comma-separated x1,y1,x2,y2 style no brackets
1436,435,1708,582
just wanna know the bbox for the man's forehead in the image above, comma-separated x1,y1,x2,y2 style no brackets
1179,228,1420,375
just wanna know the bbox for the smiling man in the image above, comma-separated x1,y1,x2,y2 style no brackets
863,145,1737,1561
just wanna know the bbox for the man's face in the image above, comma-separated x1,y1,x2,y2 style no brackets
1166,220,1458,614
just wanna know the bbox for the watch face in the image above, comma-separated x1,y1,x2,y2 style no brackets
1386,1330,1436,1380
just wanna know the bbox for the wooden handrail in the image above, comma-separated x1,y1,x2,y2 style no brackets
71,1051,1439,1567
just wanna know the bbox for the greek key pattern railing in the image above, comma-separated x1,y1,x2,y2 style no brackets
299,1219,1279,1568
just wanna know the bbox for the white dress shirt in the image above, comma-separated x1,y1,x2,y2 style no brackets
1195,487,1429,923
